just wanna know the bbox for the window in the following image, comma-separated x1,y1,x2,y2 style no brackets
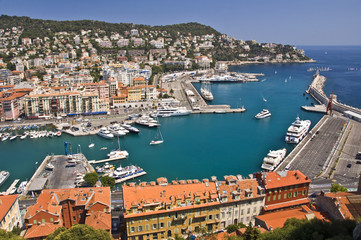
130,227,135,233
42,219,45,223
253,207,257,213
216,214,220,219
50,218,53,222
138,226,143,232
302,190,307,195
278,194,281,200
293,192,297,197
188,218,192,225
221,212,225,218
288,192,292,198
160,215,164,219
160,222,164,228
33,220,37,224
241,209,244,215
208,215,213,220
273,195,276,201
145,224,149,231
168,221,171,227
247,208,250,214
73,216,76,221
284,193,287,199
152,223,157,229
153,233,158,240
267,196,270,202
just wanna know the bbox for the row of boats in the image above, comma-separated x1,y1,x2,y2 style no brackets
1,130,61,141
96,162,145,182
97,123,140,139
0,124,42,132
261,116,311,171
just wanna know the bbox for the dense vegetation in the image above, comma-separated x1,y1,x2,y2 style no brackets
0,15,220,39
46,224,112,240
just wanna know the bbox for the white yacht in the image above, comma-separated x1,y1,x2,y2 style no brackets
107,149,129,160
285,117,311,144
121,124,140,133
0,170,10,187
1,133,10,141
112,165,144,180
201,88,214,101
255,109,271,119
88,143,95,148
97,127,114,139
261,148,287,171
17,181,28,194
151,106,191,118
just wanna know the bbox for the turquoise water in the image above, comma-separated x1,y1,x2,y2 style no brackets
1,46,360,191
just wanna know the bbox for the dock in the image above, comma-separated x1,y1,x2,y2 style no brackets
114,171,147,184
301,104,326,113
5,179,19,195
88,156,127,164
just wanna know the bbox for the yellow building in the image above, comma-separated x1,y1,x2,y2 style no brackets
127,87,142,102
123,178,221,240
0,195,23,231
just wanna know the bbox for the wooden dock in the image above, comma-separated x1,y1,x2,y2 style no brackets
5,179,19,195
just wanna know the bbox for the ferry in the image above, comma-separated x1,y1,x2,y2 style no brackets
261,148,287,171
112,164,145,181
151,106,191,118
255,109,271,119
0,171,10,186
285,116,311,144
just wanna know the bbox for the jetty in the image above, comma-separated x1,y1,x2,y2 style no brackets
88,156,128,164
5,179,19,195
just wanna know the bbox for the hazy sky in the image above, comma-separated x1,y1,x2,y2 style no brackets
1,0,360,45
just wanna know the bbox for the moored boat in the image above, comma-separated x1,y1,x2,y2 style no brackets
285,116,311,144
17,181,28,194
261,148,287,171
255,109,271,119
0,170,10,186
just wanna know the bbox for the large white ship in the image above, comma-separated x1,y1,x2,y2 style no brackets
151,106,191,118
201,88,214,101
261,148,287,171
285,117,311,144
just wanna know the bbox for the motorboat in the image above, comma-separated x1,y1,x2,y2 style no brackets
285,116,311,144
121,124,140,133
100,147,107,150
9,134,17,141
96,162,114,173
0,170,10,186
135,116,160,127
20,132,28,139
97,127,114,139
201,87,214,101
56,131,62,137
261,148,287,171
255,109,271,119
107,149,129,160
17,181,28,194
1,133,10,141
88,143,95,148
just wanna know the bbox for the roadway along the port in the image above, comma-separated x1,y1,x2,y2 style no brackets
288,116,346,179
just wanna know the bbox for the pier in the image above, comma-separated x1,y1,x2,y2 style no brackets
88,156,127,164
5,179,19,195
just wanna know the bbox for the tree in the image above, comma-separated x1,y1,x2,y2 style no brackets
243,222,260,240
330,183,348,193
83,172,99,187
0,229,24,240
45,224,112,240
226,224,239,233
100,176,115,188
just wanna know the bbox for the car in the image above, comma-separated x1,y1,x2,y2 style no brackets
347,163,352,168
356,161,361,164
356,152,361,160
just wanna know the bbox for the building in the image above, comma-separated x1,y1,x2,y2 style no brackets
254,170,311,212
73,81,110,100
123,178,221,240
0,92,26,121
217,175,265,228
24,187,111,239
0,195,23,231
255,205,327,231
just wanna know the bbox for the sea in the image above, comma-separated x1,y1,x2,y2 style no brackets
1,46,360,191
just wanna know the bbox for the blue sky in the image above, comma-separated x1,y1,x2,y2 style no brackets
1,0,360,45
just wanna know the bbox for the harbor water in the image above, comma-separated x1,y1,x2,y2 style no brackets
1,46,360,191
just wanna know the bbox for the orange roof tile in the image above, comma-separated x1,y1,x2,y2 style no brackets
85,211,111,230
24,222,62,239
264,198,310,211
0,195,18,222
257,170,311,189
256,206,328,230
323,191,359,219
217,178,263,202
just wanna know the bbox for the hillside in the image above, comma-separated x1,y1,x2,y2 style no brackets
0,15,221,38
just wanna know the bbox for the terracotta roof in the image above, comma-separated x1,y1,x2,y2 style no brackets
1,92,26,101
0,195,18,222
26,92,81,98
217,178,263,202
264,198,310,211
258,170,311,189
24,222,62,239
323,192,361,219
256,206,328,230
85,211,111,230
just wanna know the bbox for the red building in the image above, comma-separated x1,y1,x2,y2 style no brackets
254,170,311,212
24,187,111,240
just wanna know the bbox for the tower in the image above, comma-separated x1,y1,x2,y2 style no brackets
326,91,334,115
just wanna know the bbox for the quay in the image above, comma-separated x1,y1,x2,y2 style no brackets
5,179,19,195
89,156,127,164
274,72,361,194
24,153,95,195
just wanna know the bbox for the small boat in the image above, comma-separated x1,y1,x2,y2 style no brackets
1,133,10,141
100,147,107,150
17,181,28,194
0,170,10,187
9,186,17,194
122,124,140,133
255,109,271,119
97,127,114,139
20,132,28,139
56,131,62,137
10,135,17,141
45,163,55,171
88,143,95,148
150,122,164,145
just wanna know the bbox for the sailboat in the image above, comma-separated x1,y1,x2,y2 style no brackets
150,121,164,145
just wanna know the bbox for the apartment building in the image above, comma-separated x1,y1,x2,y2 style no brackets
24,187,111,239
0,195,23,231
